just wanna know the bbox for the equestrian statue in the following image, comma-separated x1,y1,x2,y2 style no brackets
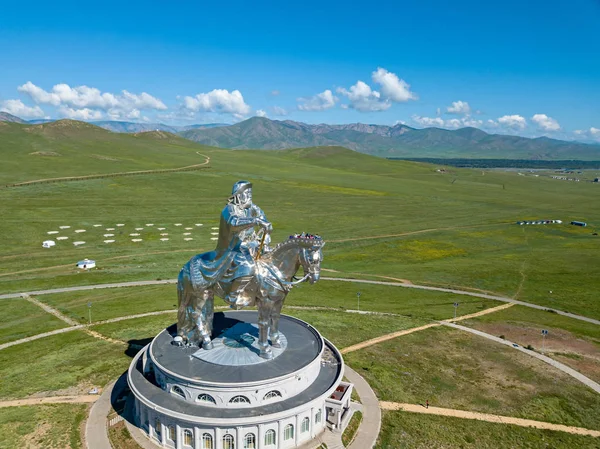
177,181,324,359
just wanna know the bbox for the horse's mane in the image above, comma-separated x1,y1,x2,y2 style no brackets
269,234,325,257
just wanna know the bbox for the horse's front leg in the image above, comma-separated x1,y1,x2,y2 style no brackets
257,300,273,359
197,289,214,350
270,293,286,348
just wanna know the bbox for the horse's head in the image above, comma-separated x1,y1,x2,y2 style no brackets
293,234,325,284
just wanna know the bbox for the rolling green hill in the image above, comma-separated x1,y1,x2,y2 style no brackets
180,117,600,160
0,120,217,185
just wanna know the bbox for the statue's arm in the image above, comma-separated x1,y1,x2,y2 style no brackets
224,205,258,232
251,205,272,232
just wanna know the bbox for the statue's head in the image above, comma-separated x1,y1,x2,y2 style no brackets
229,180,253,208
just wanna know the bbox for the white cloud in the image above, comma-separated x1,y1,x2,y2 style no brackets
394,120,406,126
412,115,445,127
271,90,280,96
59,107,104,120
336,82,389,112
497,115,527,130
446,100,471,115
107,108,141,120
0,99,45,118
436,108,441,116
182,89,251,117
336,68,416,112
18,82,166,112
255,109,268,118
272,106,288,116
371,67,417,102
590,127,600,136
297,89,338,111
532,114,560,131
412,115,484,130
573,129,584,135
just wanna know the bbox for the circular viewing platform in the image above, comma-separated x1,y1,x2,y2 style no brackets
128,311,351,449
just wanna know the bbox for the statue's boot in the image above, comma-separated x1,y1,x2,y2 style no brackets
226,276,254,309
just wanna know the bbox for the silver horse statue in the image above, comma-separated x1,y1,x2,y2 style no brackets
177,233,324,359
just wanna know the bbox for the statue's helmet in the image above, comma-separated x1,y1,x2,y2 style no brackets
231,180,252,196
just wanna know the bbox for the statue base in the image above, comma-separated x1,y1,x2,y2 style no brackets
127,311,353,449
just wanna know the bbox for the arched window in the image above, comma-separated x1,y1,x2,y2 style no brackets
184,429,193,446
301,417,310,433
171,385,186,399
155,418,162,437
168,425,177,441
264,429,276,446
229,395,250,404
315,409,322,424
244,433,256,449
284,424,294,441
202,433,213,449
263,390,282,401
223,434,235,449
197,393,216,404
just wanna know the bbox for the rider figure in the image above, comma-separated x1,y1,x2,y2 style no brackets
217,181,272,308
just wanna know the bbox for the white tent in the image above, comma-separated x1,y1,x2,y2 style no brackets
42,240,56,248
77,258,96,269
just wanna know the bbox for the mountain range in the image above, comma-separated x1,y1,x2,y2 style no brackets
1,112,599,160
180,117,600,160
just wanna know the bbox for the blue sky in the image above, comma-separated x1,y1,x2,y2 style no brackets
0,0,598,141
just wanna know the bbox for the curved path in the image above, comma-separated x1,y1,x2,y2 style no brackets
380,402,600,438
2,277,598,326
0,395,99,408
344,366,381,449
441,322,600,394
4,153,211,188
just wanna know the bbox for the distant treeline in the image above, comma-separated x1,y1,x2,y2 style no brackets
389,158,600,169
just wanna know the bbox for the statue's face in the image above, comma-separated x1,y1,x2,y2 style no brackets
239,188,253,208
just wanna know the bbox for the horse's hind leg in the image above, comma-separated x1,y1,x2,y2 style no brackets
270,295,285,348
257,301,273,359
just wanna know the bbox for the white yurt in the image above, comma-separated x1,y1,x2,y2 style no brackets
42,240,56,248
76,258,96,269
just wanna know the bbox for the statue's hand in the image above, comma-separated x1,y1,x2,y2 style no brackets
256,218,272,233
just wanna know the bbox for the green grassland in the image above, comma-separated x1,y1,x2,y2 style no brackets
1,125,598,320
345,326,600,430
1,122,599,448
0,297,67,344
376,411,600,449
38,284,178,323
0,404,86,449
0,331,129,400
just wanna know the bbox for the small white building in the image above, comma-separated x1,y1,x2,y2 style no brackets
42,240,56,248
77,258,96,269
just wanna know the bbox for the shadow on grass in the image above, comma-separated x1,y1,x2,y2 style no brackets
125,338,153,358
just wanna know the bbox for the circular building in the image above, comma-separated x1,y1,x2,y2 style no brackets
128,310,353,449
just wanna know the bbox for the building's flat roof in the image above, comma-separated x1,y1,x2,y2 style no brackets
151,311,323,384
131,340,342,420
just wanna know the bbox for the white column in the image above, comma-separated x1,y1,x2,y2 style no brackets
161,422,167,446
258,424,264,449
294,415,300,446
195,427,201,449
236,427,242,449
148,411,155,439
310,408,315,438
277,421,282,449
176,424,182,449
215,428,222,449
